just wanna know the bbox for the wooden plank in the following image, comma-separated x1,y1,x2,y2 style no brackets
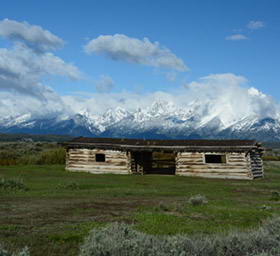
69,149,126,156
67,168,129,174
67,165,129,170
250,161,263,164
176,172,252,180
68,161,129,166
177,156,204,159
228,155,246,158
227,159,246,162
67,169,129,173
176,161,205,165
176,169,249,174
251,165,262,168
177,162,248,167
68,163,129,168
69,155,95,159
253,174,264,178
67,167,128,171
180,152,203,155
68,161,128,166
176,164,249,170
176,167,248,172
176,171,249,176
252,171,263,175
176,159,204,162
225,163,249,166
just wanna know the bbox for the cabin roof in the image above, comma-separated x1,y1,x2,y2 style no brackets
67,137,257,147
63,137,261,152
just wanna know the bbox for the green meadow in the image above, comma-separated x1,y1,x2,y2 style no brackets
0,162,280,255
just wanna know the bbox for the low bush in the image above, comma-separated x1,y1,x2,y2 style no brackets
0,178,28,191
188,194,208,206
262,155,280,161
56,181,80,190
34,147,65,165
79,217,280,256
0,143,65,166
0,246,29,256
154,201,169,212
18,147,65,165
271,191,280,201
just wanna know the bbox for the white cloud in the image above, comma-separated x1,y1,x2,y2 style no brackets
0,44,82,99
165,71,177,82
95,75,114,93
225,34,248,41
0,89,68,120
0,18,64,52
0,19,82,119
183,73,278,125
247,20,265,30
84,34,188,72
1,71,278,127
60,73,279,127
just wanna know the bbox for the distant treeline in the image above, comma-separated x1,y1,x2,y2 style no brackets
0,133,74,142
0,142,65,165
1,133,280,145
263,141,280,149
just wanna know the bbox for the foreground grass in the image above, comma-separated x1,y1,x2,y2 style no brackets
0,163,280,255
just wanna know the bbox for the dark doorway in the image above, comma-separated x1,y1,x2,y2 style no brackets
131,151,176,175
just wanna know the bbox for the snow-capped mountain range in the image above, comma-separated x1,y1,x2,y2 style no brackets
1,99,280,142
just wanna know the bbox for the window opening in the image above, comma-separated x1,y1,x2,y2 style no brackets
96,153,105,162
205,154,226,163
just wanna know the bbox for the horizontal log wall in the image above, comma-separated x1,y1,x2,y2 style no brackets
249,150,264,178
66,148,130,174
176,152,253,180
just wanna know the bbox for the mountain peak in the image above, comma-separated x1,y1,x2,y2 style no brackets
1,99,280,141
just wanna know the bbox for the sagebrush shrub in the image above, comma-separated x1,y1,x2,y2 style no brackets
79,217,280,256
188,194,208,206
0,178,28,191
0,143,65,166
56,181,80,190
271,191,280,201
79,223,172,256
34,147,65,165
154,201,169,212
0,246,29,256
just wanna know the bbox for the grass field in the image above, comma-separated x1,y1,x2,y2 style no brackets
1,162,280,256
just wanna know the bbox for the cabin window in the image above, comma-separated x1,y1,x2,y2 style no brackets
95,153,105,162
205,154,226,164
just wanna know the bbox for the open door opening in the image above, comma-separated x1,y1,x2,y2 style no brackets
131,151,176,175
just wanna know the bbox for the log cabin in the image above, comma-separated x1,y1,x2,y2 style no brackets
62,137,264,180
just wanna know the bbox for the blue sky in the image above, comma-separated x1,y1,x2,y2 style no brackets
0,0,280,119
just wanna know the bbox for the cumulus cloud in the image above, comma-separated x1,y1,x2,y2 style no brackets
84,34,188,72
0,44,82,99
0,19,83,120
0,19,64,52
95,75,114,93
247,20,265,30
186,73,280,127
225,34,248,41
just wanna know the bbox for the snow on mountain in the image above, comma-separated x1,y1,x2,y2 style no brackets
1,97,280,141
